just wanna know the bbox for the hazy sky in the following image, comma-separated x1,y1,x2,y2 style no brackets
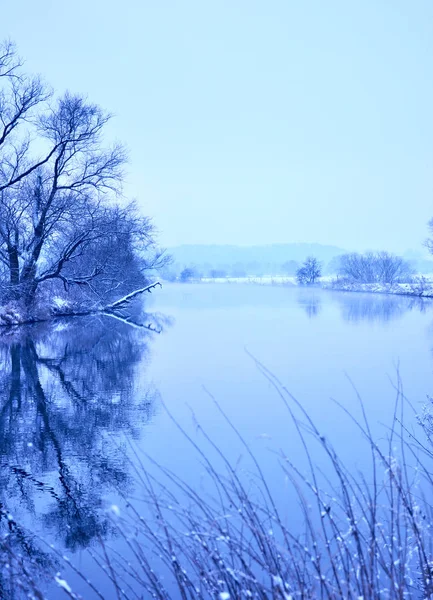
4,1,433,252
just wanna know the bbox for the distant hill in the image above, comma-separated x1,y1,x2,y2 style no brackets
169,243,345,264
165,243,346,277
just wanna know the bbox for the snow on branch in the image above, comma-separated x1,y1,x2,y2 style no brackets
103,281,162,312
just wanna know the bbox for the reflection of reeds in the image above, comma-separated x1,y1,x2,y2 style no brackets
3,366,433,599
0,512,59,599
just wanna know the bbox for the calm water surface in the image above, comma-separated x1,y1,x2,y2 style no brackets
1,283,432,597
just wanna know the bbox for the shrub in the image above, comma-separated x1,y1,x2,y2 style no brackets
338,252,414,284
180,268,198,282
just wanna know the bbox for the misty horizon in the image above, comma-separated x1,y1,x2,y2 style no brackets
167,241,433,257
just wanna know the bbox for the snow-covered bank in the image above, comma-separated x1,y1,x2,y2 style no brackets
0,282,162,328
167,275,433,298
0,306,26,327
322,280,433,298
199,276,296,285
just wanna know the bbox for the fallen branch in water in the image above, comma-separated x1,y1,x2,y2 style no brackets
103,281,162,312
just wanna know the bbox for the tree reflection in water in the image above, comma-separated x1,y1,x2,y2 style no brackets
336,292,431,323
296,289,432,324
0,313,168,597
297,290,322,318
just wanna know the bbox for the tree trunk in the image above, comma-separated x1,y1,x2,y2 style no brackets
21,277,38,307
8,245,19,286
19,228,45,306
5,245,21,301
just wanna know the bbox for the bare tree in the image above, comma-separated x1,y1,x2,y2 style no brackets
424,218,433,258
0,42,167,311
338,251,413,284
296,256,321,285
0,41,52,193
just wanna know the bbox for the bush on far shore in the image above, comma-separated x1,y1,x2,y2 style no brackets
335,251,414,284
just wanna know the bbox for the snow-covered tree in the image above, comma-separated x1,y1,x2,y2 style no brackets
0,42,167,309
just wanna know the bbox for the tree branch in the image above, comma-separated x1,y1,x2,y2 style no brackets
103,282,162,312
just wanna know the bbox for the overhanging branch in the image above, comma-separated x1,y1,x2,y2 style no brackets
103,281,162,312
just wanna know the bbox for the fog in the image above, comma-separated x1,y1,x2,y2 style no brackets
4,0,433,252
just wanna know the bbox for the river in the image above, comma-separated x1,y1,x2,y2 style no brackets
0,284,432,598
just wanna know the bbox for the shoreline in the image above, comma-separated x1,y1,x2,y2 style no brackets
0,282,162,328
168,276,433,298
322,281,433,298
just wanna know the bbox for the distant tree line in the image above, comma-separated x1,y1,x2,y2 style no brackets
162,260,305,281
166,251,419,286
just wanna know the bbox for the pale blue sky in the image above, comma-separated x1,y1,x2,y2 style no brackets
4,0,433,252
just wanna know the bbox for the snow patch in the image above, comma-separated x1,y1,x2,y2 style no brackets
323,280,433,298
0,306,24,326
52,297,72,310
54,574,73,594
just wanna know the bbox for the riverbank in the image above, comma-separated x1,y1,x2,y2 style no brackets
322,279,433,297
0,282,162,327
174,276,433,298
